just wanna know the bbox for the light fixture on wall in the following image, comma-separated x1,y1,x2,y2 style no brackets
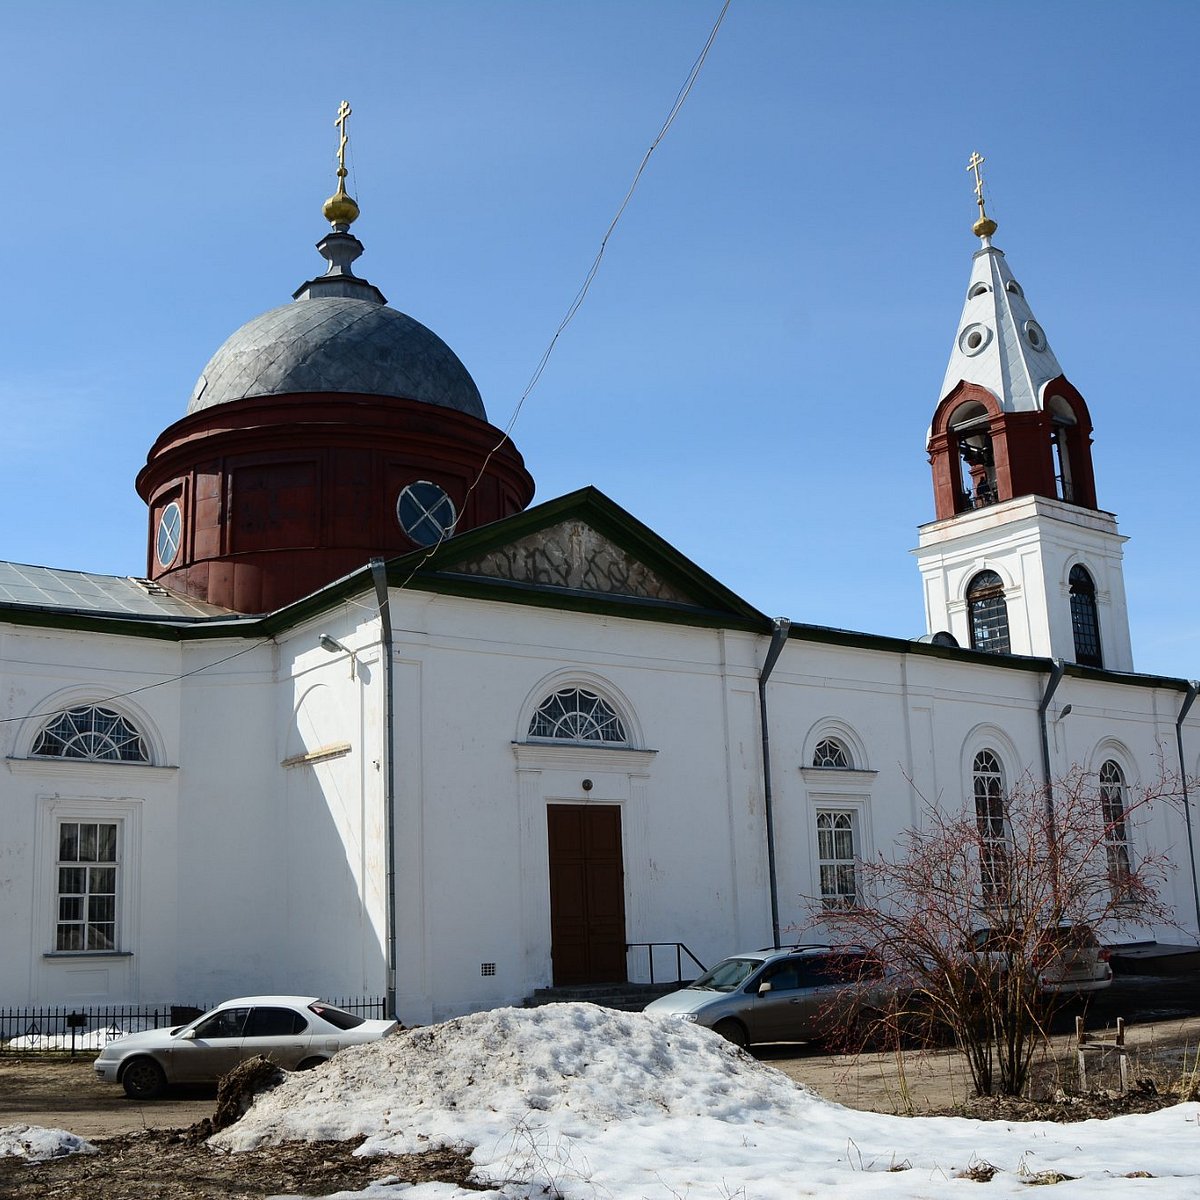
319,633,359,679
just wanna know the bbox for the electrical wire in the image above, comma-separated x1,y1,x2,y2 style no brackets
391,0,732,595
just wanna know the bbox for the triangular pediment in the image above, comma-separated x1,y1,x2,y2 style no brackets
451,517,694,603
396,487,766,626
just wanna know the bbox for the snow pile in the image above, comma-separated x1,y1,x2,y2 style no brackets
211,1004,1200,1199
0,1123,95,1161
214,1003,811,1153
5,1025,127,1052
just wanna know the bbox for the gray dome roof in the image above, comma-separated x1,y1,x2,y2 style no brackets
188,296,486,419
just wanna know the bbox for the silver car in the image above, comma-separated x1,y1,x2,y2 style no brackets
967,923,1114,995
644,945,892,1048
93,995,398,1099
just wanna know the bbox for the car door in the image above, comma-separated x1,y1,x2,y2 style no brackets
240,1006,312,1068
750,956,856,1043
170,1006,250,1081
744,957,809,1042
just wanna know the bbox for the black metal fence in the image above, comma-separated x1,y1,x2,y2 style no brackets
0,996,388,1057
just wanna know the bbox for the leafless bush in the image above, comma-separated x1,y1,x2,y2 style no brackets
808,765,1184,1096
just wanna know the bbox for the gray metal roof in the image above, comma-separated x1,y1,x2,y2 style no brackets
187,296,486,419
0,562,234,620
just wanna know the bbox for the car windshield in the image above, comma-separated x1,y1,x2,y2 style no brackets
689,957,762,992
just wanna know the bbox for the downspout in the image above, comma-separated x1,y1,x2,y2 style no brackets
1038,658,1066,907
1037,658,1066,833
1174,682,1200,933
370,558,398,1020
758,618,791,949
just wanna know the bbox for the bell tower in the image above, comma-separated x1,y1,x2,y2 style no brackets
914,155,1133,671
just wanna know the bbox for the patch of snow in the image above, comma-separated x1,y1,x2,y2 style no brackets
0,1123,96,1161
5,1025,128,1052
211,1004,1200,1199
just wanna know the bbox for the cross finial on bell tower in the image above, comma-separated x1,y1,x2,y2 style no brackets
966,150,998,240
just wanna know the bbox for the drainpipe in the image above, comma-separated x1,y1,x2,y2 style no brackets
1037,658,1066,830
758,618,791,949
370,558,398,1020
1038,658,1066,907
1174,682,1200,933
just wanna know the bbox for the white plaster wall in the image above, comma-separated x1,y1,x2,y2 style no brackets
0,624,185,1004
5,587,1198,1017
376,592,768,1023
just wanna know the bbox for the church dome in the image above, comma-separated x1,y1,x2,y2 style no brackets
187,294,486,420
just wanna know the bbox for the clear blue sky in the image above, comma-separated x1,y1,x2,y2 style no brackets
2,1,1196,676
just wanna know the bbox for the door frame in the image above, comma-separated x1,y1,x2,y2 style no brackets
512,744,656,991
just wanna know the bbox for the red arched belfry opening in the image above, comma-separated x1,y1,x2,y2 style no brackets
927,376,1097,522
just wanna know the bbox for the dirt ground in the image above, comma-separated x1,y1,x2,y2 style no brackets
764,1010,1200,1114
3,996,1199,1199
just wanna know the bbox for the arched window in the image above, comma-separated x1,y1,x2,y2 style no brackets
1069,565,1102,668
973,749,1008,905
812,737,851,769
1099,760,1132,898
816,811,857,906
529,688,627,744
32,705,148,763
967,571,1010,655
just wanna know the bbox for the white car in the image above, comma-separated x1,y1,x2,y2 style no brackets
93,995,398,1099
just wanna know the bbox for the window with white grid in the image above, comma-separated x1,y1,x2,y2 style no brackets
816,810,857,907
55,821,119,951
1099,759,1133,899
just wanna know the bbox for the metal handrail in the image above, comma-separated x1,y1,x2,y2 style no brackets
626,942,706,986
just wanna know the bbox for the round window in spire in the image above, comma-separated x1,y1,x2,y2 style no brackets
397,481,458,547
156,502,182,568
1024,320,1047,351
1006,280,1024,297
958,323,992,356
967,282,991,299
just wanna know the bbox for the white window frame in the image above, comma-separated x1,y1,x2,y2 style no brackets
54,819,121,952
528,686,628,744
34,796,141,958
1098,759,1134,900
812,737,852,769
31,703,150,763
972,748,1009,908
815,809,858,907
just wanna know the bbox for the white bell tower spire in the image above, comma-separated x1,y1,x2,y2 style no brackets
914,156,1133,671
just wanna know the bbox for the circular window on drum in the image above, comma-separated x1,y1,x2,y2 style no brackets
156,501,182,568
397,481,458,547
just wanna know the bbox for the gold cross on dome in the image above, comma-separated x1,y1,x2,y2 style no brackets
967,150,988,212
335,100,352,174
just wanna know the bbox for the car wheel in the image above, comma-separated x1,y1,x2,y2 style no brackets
712,1019,749,1049
295,1056,326,1071
121,1057,167,1100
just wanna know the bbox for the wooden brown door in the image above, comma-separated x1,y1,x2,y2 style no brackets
547,804,627,986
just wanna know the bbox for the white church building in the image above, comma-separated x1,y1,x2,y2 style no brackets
2,145,1198,1024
